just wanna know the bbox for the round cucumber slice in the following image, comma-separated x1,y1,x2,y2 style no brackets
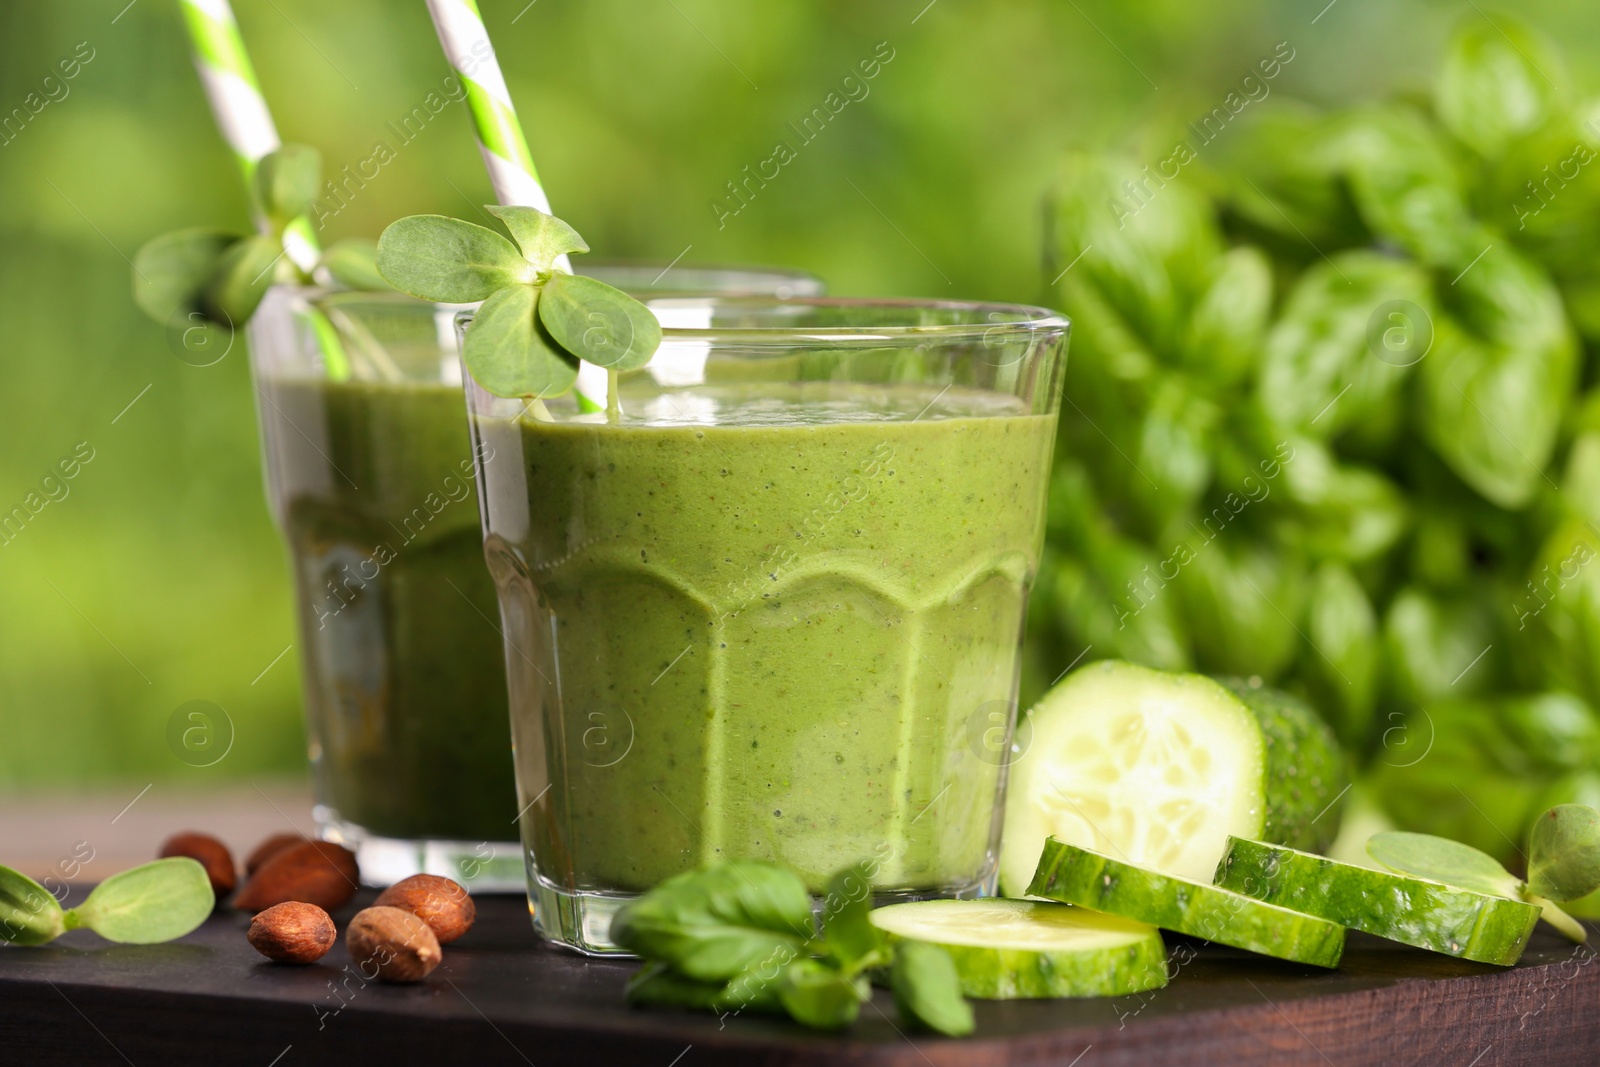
1000,662,1346,896
1029,838,1346,968
1216,836,1542,966
869,898,1168,999
1216,678,1347,854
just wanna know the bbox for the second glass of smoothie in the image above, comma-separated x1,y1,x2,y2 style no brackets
247,266,822,891
463,297,1068,950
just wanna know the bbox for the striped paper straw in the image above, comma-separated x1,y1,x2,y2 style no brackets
423,0,552,214
423,0,605,411
178,0,319,273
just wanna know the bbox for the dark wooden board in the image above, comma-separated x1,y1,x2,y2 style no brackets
2,889,1596,1066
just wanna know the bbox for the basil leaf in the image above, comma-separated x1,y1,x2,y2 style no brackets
819,863,886,972
1175,541,1306,680
1434,17,1562,159
1205,104,1361,250
1050,157,1220,359
485,205,589,272
0,865,66,946
205,234,284,325
1561,431,1600,529
777,960,864,1030
626,962,725,1009
890,941,974,1037
1048,535,1192,672
1258,252,1428,439
1302,562,1379,749
1128,378,1217,532
538,272,662,371
1417,247,1575,510
1381,588,1498,705
1331,106,1481,268
254,143,322,223
1418,323,1572,511
1367,693,1600,866
1366,831,1523,898
376,215,532,303
1276,440,1409,563
609,860,813,983
624,961,784,1014
1528,804,1600,902
1499,694,1600,773
1180,246,1271,386
319,238,391,292
462,284,578,399
1523,521,1600,703
131,228,236,324
69,858,214,944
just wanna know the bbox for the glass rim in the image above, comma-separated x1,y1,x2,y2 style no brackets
457,295,1070,348
270,287,1070,346
579,258,824,281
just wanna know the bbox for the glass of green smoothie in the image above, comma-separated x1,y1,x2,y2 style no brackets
461,297,1068,949
247,266,824,892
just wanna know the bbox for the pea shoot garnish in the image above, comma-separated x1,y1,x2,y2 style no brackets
131,144,386,333
375,207,660,403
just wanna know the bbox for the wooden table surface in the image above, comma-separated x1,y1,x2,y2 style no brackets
2,884,1596,1067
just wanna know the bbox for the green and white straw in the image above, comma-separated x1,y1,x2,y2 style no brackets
423,0,553,215
423,0,606,411
178,0,320,273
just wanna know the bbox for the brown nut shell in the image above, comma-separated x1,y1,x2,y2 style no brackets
247,901,337,964
158,831,237,899
373,874,476,944
244,832,307,876
346,906,441,983
233,840,359,913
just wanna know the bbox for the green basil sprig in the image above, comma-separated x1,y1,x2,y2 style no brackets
1368,803,1600,943
610,859,972,1035
0,858,215,946
131,144,388,330
374,207,660,400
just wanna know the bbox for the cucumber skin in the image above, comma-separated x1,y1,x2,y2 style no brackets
880,932,1169,1000
1216,837,1541,967
1218,679,1349,854
1028,839,1346,968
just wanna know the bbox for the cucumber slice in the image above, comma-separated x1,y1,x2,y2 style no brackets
1028,838,1346,967
1217,677,1347,853
869,898,1168,999
999,661,1347,895
1215,836,1542,966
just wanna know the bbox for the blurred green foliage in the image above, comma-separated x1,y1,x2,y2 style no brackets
3,1,1600,794
1029,9,1600,876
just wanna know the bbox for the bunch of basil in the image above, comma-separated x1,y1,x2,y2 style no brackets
611,860,971,1035
1032,14,1600,911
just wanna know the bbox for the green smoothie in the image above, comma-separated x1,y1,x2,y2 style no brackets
479,381,1056,893
257,375,518,842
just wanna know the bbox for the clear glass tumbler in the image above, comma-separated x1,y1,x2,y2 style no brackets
462,297,1069,950
247,265,823,891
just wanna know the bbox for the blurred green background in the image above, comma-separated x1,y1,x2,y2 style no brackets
3,0,1599,790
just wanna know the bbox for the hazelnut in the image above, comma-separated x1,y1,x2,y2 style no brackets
247,901,336,964
244,832,306,876
158,832,237,899
346,906,441,983
374,875,476,944
233,840,359,913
